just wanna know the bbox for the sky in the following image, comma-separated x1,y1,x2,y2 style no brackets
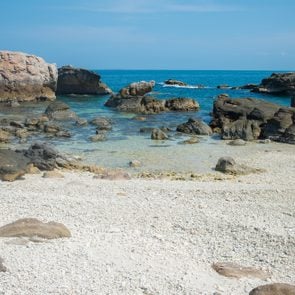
1,0,295,70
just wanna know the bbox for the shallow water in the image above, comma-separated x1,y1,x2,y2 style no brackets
0,70,292,173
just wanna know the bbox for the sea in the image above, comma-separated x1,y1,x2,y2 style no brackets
0,70,292,174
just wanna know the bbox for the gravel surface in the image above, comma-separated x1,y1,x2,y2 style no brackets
0,147,294,294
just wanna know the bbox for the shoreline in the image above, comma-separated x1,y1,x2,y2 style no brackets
0,147,294,294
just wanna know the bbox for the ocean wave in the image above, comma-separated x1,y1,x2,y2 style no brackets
158,82,209,89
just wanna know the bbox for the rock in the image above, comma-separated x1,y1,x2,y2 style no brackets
291,96,295,107
0,51,57,102
43,171,64,178
15,128,29,139
89,132,107,142
215,157,259,175
177,118,212,135
217,84,230,89
129,160,142,167
228,139,247,146
6,100,20,107
133,116,147,121
90,117,112,130
26,164,41,174
179,136,200,144
151,128,168,140
212,262,270,279
0,257,7,272
75,118,88,126
0,149,30,181
164,79,187,86
45,101,78,121
239,83,258,90
56,65,111,95
210,95,295,142
252,72,295,95
0,218,71,239
23,142,68,170
280,124,295,144
94,170,131,180
164,98,199,112
24,117,39,127
249,283,295,295
120,81,155,97
55,130,71,138
0,129,11,143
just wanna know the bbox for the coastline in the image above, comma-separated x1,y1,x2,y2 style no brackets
0,145,294,294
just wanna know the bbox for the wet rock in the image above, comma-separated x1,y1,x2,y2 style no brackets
133,116,147,121
55,130,71,138
6,100,20,107
239,83,258,90
43,122,61,134
177,118,212,135
24,117,39,127
249,283,295,295
179,136,200,144
56,65,112,95
212,262,269,279
0,218,71,239
0,257,7,272
215,157,259,175
15,128,29,139
0,51,57,102
129,160,142,167
228,139,247,146
94,170,131,180
90,117,112,130
89,132,107,142
43,171,64,178
164,79,187,86
280,124,295,144
0,149,30,181
291,96,295,107
252,72,295,95
217,84,230,89
75,118,88,126
45,101,78,121
10,121,24,128
151,128,168,140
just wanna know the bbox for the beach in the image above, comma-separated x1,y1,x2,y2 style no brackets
1,143,294,295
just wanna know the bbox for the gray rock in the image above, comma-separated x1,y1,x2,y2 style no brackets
45,101,78,121
56,65,111,95
228,139,247,146
177,118,212,135
151,128,168,140
215,157,259,175
90,117,112,130
0,51,57,102
164,79,187,86
89,133,107,142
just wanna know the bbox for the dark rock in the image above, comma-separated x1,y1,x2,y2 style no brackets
279,124,295,144
56,65,111,95
291,96,295,107
164,79,187,86
217,84,230,89
0,149,30,181
215,157,259,175
249,283,295,295
23,142,66,170
151,128,168,140
252,72,295,95
45,101,78,121
0,51,57,102
24,118,39,127
176,118,212,135
239,83,257,90
90,117,112,130
10,121,24,128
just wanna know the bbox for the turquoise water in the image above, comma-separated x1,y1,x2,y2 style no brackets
1,70,292,173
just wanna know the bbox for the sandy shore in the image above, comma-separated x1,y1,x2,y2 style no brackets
0,145,295,295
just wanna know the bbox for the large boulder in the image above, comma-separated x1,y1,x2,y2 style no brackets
0,51,57,102
105,81,199,114
252,72,295,95
0,149,30,181
176,118,212,135
210,95,295,143
56,65,112,95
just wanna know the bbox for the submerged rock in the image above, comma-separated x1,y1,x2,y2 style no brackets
56,65,112,95
90,117,112,130
0,51,57,102
45,101,78,121
252,72,295,95
0,218,71,239
151,128,168,140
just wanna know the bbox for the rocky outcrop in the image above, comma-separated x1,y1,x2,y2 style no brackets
164,79,187,86
252,72,295,95
105,81,199,114
0,149,30,181
56,66,111,95
0,51,57,102
0,218,71,239
176,118,212,135
210,95,295,143
249,283,295,295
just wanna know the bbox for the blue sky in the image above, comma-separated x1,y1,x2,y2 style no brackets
1,0,295,69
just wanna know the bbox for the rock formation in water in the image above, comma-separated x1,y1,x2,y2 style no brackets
105,81,199,114
56,66,112,95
